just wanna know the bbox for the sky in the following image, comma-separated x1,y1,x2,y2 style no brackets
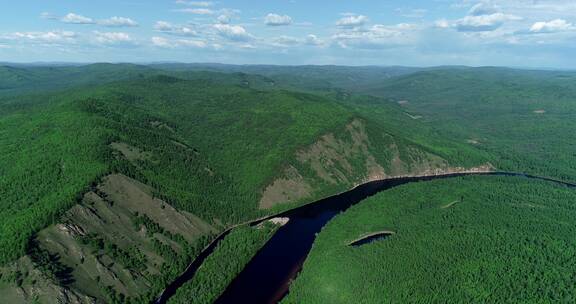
1,0,576,68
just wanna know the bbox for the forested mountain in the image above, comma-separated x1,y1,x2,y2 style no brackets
0,66,488,303
150,63,422,93
0,64,574,303
0,64,158,97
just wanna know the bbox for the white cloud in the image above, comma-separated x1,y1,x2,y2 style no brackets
530,19,575,33
175,1,214,7
265,13,293,26
154,21,197,36
435,19,451,28
61,13,94,24
151,36,173,48
99,17,138,27
178,39,207,48
336,15,368,28
455,13,521,32
5,31,77,44
216,8,241,24
333,23,418,49
93,31,133,45
217,15,231,24
213,24,253,41
305,34,324,46
151,36,208,48
469,2,499,16
177,8,215,15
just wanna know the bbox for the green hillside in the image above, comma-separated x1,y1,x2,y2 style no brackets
0,63,160,97
360,67,576,181
0,67,486,302
284,176,576,303
152,63,421,93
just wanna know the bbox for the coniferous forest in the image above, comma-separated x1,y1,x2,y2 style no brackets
1,63,575,303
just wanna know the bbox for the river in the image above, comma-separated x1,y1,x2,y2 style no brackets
156,172,575,304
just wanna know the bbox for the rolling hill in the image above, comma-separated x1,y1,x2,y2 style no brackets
0,66,488,303
357,67,576,181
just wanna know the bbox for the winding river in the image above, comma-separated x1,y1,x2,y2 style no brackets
156,172,576,304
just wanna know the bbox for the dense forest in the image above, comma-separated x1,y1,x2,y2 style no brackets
1,63,576,303
357,67,576,182
284,176,576,303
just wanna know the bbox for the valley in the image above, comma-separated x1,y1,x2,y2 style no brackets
0,64,575,303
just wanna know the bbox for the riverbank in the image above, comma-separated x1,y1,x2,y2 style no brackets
157,170,576,304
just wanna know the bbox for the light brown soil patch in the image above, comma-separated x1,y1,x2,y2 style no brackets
296,119,383,185
259,166,312,209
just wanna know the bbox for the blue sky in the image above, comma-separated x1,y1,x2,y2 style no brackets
1,0,576,67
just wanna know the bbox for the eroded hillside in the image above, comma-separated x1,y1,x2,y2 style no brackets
260,118,492,209
0,174,215,303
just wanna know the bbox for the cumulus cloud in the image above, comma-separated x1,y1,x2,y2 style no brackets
468,2,499,16
4,31,77,44
438,3,521,32
305,34,325,46
333,23,417,49
336,15,368,28
435,19,451,29
151,36,172,48
154,21,197,36
530,19,575,33
455,13,522,32
217,15,231,24
52,13,138,28
93,31,133,45
152,36,207,48
61,13,94,24
265,13,293,26
175,1,214,7
177,8,215,15
213,24,253,41
216,9,241,24
270,35,300,47
99,17,138,27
